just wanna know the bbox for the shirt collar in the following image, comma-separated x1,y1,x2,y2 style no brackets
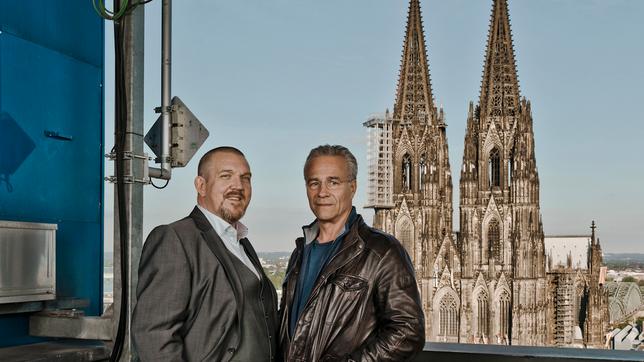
197,204,248,241
302,206,357,244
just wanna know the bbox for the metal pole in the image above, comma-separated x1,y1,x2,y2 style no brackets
149,0,172,180
160,0,172,176
113,4,145,361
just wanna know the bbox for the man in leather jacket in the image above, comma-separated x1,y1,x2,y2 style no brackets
279,145,425,361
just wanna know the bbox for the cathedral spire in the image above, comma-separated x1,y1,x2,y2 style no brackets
590,220,597,245
479,0,520,118
393,0,435,124
461,102,478,181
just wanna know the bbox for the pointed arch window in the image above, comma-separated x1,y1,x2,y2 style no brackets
402,154,412,192
397,219,413,255
488,220,501,263
467,144,476,173
439,293,458,337
489,148,501,188
575,285,586,327
419,154,427,192
476,292,489,337
499,291,511,340
430,151,438,178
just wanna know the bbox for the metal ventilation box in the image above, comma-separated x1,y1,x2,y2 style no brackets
0,221,56,304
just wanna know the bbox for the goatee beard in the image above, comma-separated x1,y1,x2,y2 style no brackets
218,202,245,224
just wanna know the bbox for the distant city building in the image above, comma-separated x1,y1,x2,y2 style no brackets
364,0,609,347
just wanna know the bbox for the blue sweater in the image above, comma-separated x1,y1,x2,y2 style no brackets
289,207,358,335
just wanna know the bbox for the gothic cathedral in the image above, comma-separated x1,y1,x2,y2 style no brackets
365,0,608,347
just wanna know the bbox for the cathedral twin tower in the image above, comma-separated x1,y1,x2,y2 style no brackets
364,0,604,346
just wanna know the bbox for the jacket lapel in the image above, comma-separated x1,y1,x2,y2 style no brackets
241,238,279,314
240,238,264,278
189,207,245,321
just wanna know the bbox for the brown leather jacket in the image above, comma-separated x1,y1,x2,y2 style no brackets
279,215,425,361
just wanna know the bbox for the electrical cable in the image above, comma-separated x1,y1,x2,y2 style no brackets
93,0,155,359
150,177,170,189
92,0,129,21
93,0,152,21
110,1,129,359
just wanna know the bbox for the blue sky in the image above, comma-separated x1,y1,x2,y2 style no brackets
104,0,644,253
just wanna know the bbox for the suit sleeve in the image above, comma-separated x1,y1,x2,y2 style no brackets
350,244,425,361
133,225,192,362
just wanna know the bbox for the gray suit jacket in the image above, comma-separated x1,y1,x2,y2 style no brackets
132,207,276,362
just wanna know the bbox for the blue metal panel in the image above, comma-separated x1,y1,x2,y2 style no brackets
0,33,103,223
0,0,104,347
55,221,104,316
0,315,45,348
0,1,103,67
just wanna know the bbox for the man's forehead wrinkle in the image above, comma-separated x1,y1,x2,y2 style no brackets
216,166,251,173
307,175,342,181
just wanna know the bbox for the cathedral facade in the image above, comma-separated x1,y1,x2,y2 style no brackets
365,0,608,347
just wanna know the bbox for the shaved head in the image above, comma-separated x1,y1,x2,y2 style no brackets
198,146,246,177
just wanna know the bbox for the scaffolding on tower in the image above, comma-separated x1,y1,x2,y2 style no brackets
363,111,394,210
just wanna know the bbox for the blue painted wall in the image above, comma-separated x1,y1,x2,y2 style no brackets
0,1,104,347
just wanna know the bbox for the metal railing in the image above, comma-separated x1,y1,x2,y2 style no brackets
413,342,644,362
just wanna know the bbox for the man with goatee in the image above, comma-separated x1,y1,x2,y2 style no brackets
133,147,278,362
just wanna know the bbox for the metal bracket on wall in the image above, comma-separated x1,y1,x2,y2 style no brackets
153,104,177,113
104,151,151,185
44,130,73,141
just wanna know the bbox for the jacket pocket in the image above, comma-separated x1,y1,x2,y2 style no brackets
320,354,342,362
331,274,368,292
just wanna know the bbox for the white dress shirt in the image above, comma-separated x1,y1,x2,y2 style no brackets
197,204,260,279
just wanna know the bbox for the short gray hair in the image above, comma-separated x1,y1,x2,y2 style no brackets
304,144,358,181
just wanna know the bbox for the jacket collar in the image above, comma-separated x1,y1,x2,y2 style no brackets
301,206,358,245
196,204,249,241
295,210,365,276
320,213,365,277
